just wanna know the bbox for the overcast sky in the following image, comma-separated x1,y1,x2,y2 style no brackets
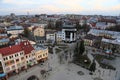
0,0,120,16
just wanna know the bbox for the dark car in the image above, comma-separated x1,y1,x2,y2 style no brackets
27,75,39,80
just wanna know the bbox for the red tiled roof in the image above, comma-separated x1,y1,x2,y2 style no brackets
98,19,116,23
0,41,34,56
32,26,38,31
90,23,96,27
20,41,34,54
81,16,87,20
0,45,22,56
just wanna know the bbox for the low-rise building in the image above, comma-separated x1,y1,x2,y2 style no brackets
7,26,24,38
84,34,102,48
34,45,48,63
101,38,120,53
88,29,120,39
46,31,56,43
56,31,62,42
0,34,9,46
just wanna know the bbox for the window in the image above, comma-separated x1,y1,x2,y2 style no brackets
38,55,42,58
9,56,11,59
20,53,23,55
43,54,45,56
11,55,13,58
32,53,35,56
10,60,14,64
15,54,17,57
12,65,15,69
3,58,6,61
40,55,42,57
21,57,24,60
16,59,19,62
5,62,9,66
6,57,8,60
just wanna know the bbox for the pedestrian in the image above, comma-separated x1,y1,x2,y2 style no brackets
102,70,104,77
26,69,27,72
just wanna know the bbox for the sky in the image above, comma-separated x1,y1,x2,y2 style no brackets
0,0,120,16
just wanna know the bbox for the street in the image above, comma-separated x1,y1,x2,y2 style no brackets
8,43,120,80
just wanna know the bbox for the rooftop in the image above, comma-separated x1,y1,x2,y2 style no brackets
7,26,24,31
84,34,102,40
34,45,47,51
88,29,120,38
102,38,120,45
0,41,34,56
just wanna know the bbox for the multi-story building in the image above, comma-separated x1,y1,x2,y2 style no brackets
0,34,9,46
101,38,120,53
0,54,7,80
56,31,63,42
0,41,33,76
84,34,102,48
7,26,24,38
32,26,46,44
88,29,120,39
0,40,48,78
0,28,9,47
34,45,48,63
62,24,77,42
33,27,45,37
20,41,37,67
46,31,56,43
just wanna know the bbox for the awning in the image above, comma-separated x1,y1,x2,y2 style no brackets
0,73,6,78
105,49,112,54
27,62,32,65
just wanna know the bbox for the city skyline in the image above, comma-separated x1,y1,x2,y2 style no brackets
0,0,120,16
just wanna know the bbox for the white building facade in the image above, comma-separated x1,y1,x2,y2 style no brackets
62,26,77,42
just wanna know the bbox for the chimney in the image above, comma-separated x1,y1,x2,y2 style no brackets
9,46,11,48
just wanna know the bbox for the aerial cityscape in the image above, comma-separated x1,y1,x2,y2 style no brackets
0,0,120,80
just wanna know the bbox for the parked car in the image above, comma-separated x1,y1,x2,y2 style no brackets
27,75,39,80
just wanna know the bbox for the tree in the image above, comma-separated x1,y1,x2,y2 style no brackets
73,40,85,61
89,59,96,72
105,25,120,32
55,20,63,30
47,21,55,29
24,28,29,37
79,40,85,55
112,47,116,53
82,24,90,34
75,22,81,30
73,42,79,61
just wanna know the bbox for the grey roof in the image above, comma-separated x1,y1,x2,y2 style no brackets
84,34,102,40
88,29,120,38
7,26,24,31
34,45,47,51
35,36,46,40
0,38,9,43
102,38,120,45
0,34,7,36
